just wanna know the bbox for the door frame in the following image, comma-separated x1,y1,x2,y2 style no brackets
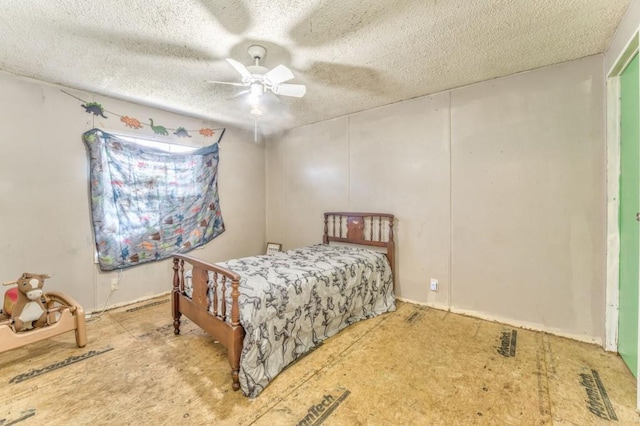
606,26,639,409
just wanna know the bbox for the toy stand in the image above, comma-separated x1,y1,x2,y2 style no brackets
0,291,86,353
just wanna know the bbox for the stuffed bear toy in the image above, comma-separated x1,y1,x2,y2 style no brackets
3,273,50,332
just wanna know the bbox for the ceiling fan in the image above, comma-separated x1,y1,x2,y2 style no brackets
208,45,306,104
208,45,306,142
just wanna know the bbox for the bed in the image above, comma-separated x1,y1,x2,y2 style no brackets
171,212,396,397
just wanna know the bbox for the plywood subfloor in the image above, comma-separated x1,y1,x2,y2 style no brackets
0,297,637,425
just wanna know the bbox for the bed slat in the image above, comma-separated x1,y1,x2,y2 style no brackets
347,216,364,240
192,267,209,310
212,272,219,317
221,276,227,319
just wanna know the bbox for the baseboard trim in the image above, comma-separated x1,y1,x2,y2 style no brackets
397,296,606,349
88,290,171,316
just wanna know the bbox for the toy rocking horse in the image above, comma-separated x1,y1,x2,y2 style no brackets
0,273,87,353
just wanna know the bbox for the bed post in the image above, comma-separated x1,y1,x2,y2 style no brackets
172,258,182,335
388,216,396,286
229,277,243,391
323,213,329,244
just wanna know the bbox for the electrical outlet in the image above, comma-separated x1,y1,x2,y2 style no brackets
430,278,438,291
110,278,119,291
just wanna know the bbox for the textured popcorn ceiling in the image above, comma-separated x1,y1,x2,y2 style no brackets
0,0,630,135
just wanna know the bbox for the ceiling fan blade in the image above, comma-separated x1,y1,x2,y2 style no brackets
305,60,400,93
207,80,248,87
272,83,306,98
226,58,253,80
264,64,295,85
196,0,251,36
289,0,400,47
62,24,220,61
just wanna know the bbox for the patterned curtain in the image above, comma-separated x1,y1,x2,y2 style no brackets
83,128,225,271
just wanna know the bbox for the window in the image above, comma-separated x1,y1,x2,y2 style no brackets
83,128,225,271
110,132,199,154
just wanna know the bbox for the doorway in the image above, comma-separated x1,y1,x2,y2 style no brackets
618,53,639,377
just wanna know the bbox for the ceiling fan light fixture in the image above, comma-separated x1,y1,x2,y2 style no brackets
249,82,263,97
248,82,264,109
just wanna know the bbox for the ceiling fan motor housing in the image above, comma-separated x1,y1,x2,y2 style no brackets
247,65,269,76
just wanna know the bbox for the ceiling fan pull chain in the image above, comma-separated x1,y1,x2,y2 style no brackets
254,119,258,144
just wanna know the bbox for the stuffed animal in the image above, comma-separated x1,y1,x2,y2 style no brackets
2,273,50,332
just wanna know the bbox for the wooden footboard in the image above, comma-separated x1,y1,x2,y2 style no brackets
172,254,244,391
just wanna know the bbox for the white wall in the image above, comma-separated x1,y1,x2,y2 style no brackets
266,55,606,343
450,57,605,341
0,72,265,312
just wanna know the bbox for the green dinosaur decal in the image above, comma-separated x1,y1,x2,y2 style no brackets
149,118,169,135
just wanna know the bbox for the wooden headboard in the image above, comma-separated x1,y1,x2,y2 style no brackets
322,212,395,275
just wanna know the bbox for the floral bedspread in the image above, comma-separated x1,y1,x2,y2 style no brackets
185,244,395,397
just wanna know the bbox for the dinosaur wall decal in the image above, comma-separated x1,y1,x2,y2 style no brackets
120,116,143,129
149,118,169,135
173,127,192,137
149,118,169,136
64,90,224,142
81,102,107,118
